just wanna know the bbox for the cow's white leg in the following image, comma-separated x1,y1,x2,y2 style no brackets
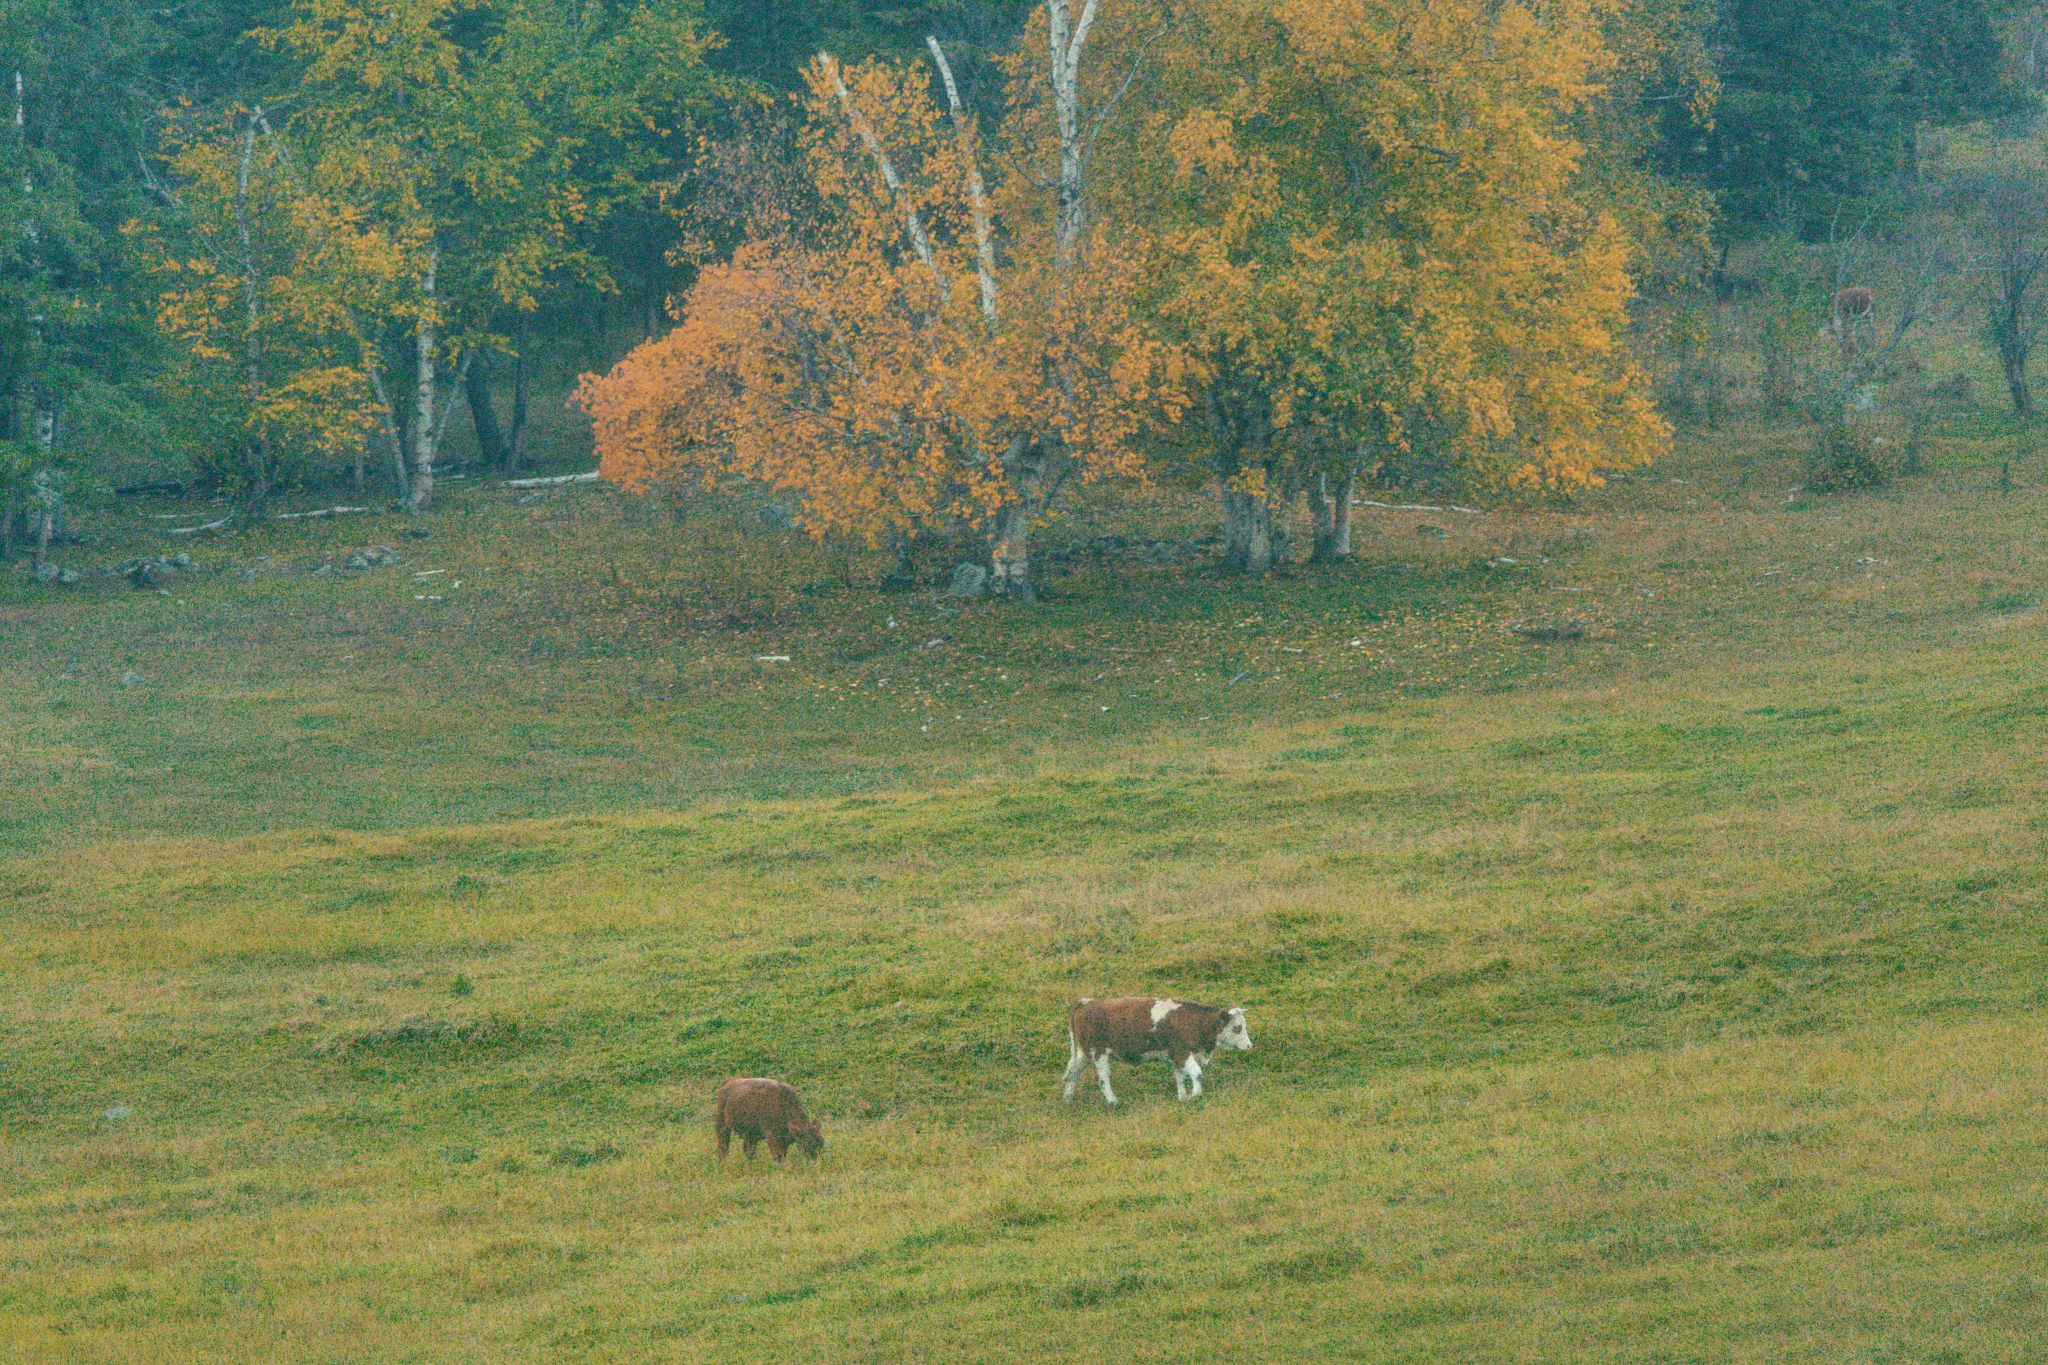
1094,1053,1118,1104
1062,1033,1088,1101
1177,1056,1203,1101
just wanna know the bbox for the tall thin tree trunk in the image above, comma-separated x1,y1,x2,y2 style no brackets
990,500,1035,605
233,110,269,511
929,38,997,325
465,349,510,469
17,68,64,543
508,339,528,474
365,357,409,501
2004,351,2033,416
1046,0,1097,280
409,248,440,511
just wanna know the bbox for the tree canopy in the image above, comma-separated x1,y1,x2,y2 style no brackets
1,0,2035,584
578,19,1182,600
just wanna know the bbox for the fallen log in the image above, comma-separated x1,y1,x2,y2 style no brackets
1354,498,1485,515
275,505,375,521
503,471,601,489
155,516,234,537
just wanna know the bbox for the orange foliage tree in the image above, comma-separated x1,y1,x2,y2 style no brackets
576,1,1182,602
1099,0,1674,570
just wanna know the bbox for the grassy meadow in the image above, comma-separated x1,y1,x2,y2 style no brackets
3,409,2047,1361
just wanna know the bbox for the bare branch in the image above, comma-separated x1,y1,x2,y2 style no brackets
818,52,951,303
926,37,997,326
1085,22,1169,164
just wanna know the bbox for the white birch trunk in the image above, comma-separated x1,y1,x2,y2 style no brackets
408,247,439,511
928,38,996,326
822,54,948,301
232,111,269,507
18,67,62,557
1046,0,1098,279
1310,463,1359,562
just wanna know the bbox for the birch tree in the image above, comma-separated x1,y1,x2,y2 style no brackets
3,55,114,562
256,0,711,509
579,0,1180,603
1096,0,1670,571
137,103,402,506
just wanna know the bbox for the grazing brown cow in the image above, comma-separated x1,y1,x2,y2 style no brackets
1062,997,1252,1104
713,1077,824,1161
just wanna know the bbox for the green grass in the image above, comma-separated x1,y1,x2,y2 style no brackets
3,421,2047,1361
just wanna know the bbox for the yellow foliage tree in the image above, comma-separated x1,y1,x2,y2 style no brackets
1100,0,1673,569
253,0,711,510
140,0,708,509
133,102,395,507
577,3,1182,602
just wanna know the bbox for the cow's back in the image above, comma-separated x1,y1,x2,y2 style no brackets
1067,996,1153,1051
716,1076,798,1126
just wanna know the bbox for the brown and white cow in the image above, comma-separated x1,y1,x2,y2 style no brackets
1062,997,1252,1104
713,1077,824,1161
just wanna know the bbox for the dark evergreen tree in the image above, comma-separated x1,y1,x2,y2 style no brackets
1663,0,2023,236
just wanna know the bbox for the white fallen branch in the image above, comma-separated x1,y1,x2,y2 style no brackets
503,471,602,488
274,505,374,520
1353,499,1485,515
156,516,235,537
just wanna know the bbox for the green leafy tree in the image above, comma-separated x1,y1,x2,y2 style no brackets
248,0,713,508
1,5,170,565
1098,0,1668,572
1664,0,2021,237
135,101,400,507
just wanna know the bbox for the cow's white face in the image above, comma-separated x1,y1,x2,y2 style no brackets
1219,1007,1252,1051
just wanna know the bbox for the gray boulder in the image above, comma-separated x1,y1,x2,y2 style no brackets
947,563,988,598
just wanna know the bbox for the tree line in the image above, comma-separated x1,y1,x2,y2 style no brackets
0,0,2027,587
